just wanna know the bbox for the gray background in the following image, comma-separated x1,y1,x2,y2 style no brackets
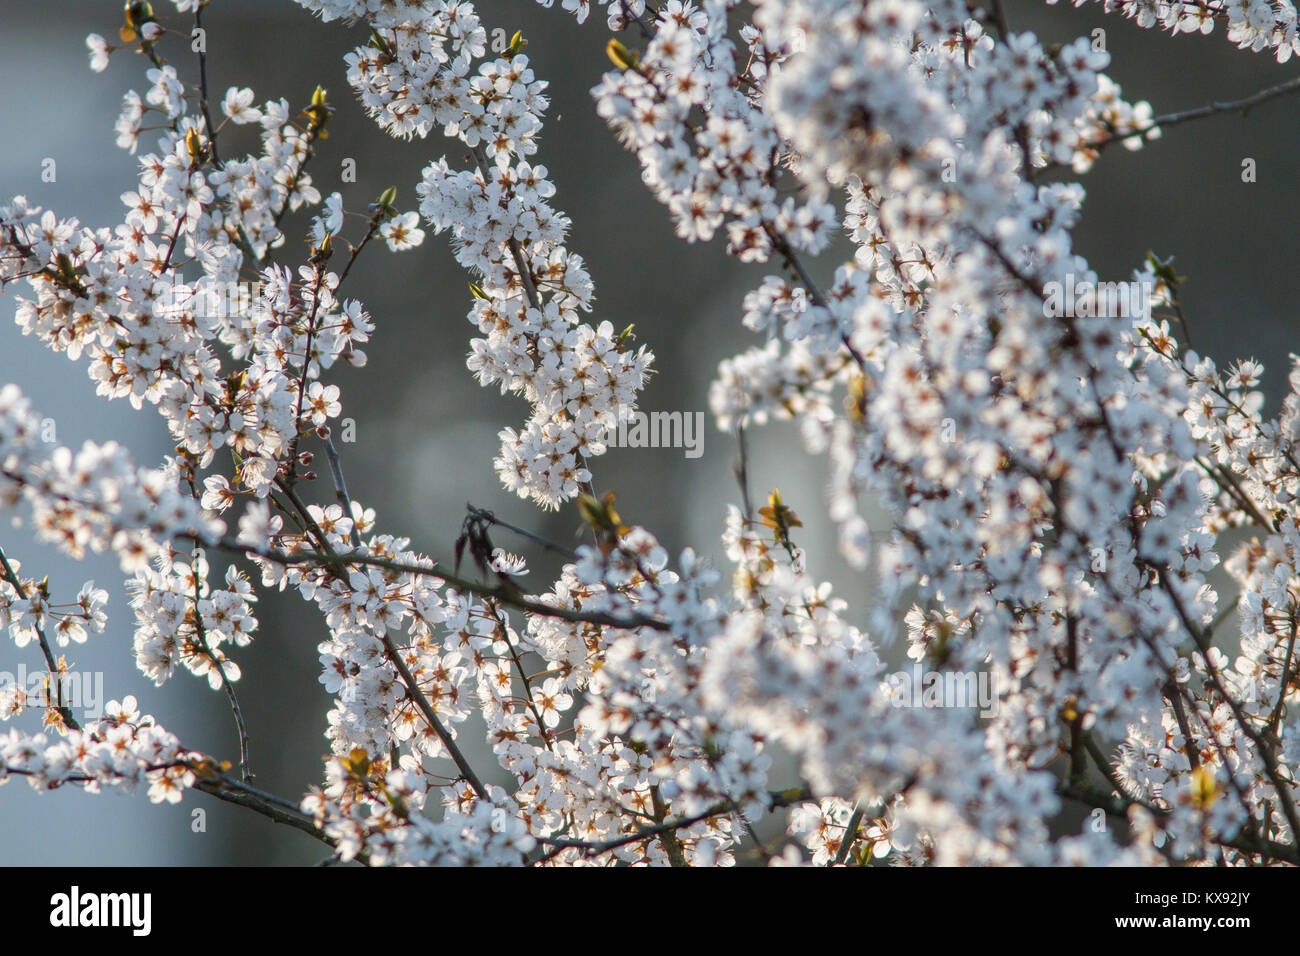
0,0,1294,863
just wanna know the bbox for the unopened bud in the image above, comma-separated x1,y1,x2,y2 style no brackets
614,323,637,352
313,233,334,261
368,28,395,60
121,1,154,42
307,85,332,137
186,128,204,165
606,39,639,71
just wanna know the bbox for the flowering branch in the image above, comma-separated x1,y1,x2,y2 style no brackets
1078,72,1300,153
5,0,1300,867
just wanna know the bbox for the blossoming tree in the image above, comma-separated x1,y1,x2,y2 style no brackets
3,0,1300,866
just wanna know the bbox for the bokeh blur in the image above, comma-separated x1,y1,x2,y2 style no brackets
0,0,1296,863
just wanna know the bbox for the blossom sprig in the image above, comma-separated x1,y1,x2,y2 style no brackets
296,0,655,508
0,546,108,732
0,565,109,654
0,697,197,805
1054,0,1300,63
0,384,220,571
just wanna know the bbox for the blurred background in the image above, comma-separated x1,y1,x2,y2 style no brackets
0,0,1295,863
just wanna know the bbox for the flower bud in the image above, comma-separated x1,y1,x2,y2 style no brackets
606,39,639,71
186,128,205,166
614,323,637,352
312,233,334,262
121,1,154,43
367,28,395,61
306,85,332,137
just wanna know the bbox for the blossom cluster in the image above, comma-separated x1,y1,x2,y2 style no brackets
574,0,1300,864
130,547,258,689
1,696,196,805
1055,0,1300,62
0,383,216,570
295,0,654,509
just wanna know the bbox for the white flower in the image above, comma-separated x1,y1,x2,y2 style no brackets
378,211,425,251
85,33,111,73
489,548,529,576
323,192,344,234
145,65,184,117
201,475,235,513
222,87,262,125
304,382,342,426
237,500,282,548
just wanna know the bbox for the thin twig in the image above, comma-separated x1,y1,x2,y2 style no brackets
187,545,252,783
322,436,363,549
734,424,755,522
194,3,221,167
